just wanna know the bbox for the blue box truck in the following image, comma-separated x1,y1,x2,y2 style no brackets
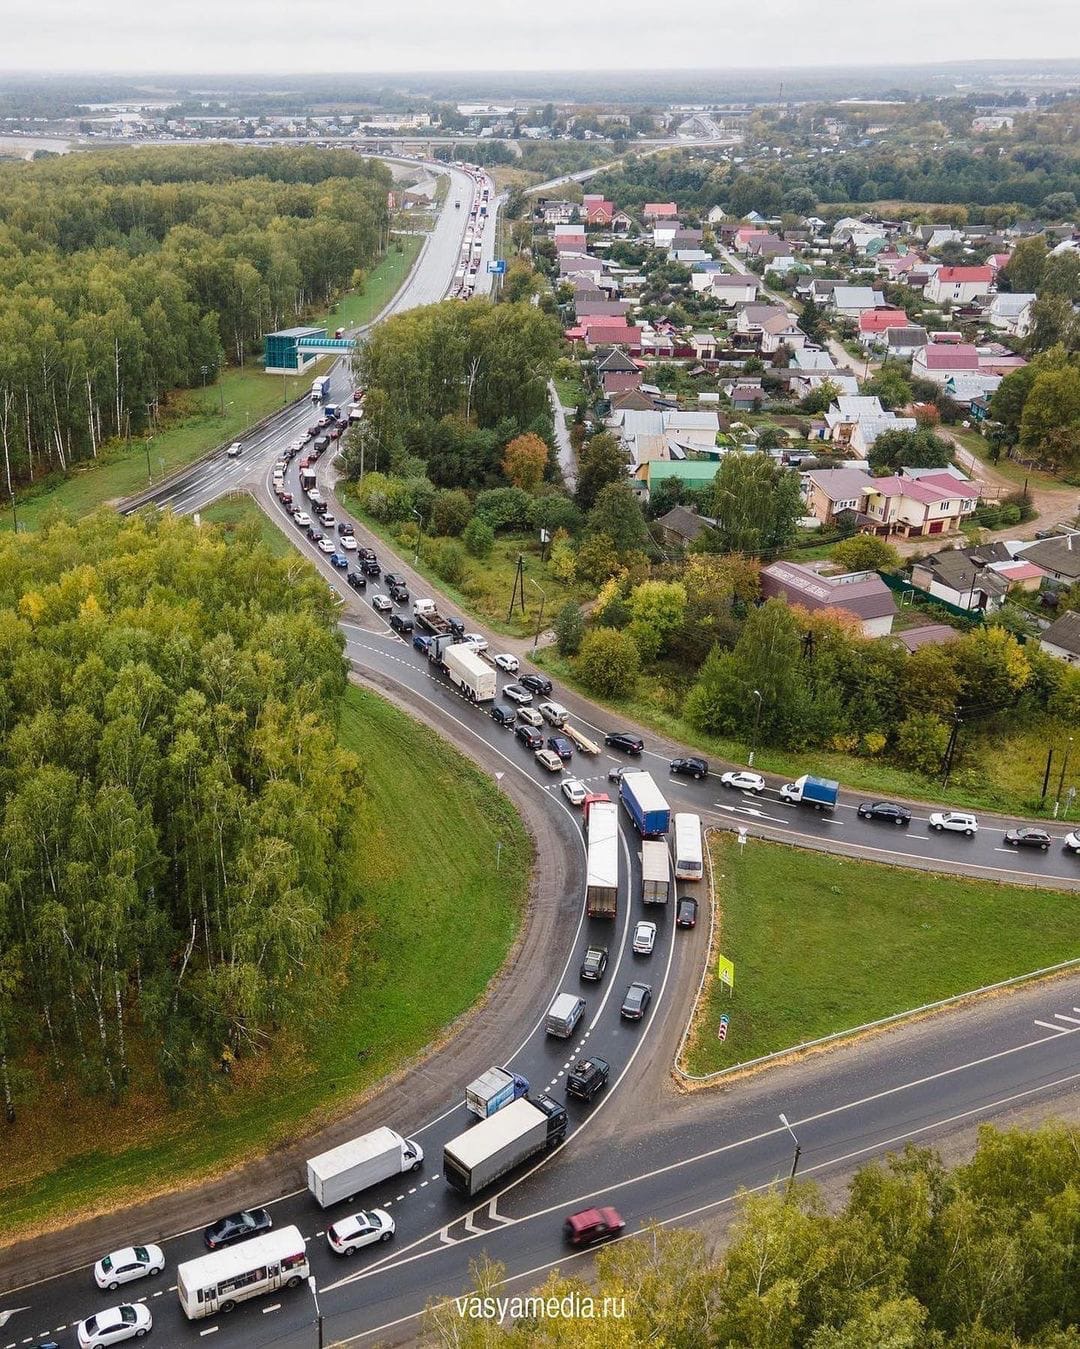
620,771,672,838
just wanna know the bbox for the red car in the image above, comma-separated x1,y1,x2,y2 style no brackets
564,1207,625,1246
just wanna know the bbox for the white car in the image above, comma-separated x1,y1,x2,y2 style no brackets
76,1303,152,1348
517,705,544,727
340,534,358,550
503,683,533,705
319,514,337,529
535,748,563,773
327,1207,395,1256
225,441,243,458
93,1244,165,1291
561,778,588,806
721,770,766,793
293,511,312,527
464,632,488,652
317,537,336,554
289,438,305,453
633,921,657,956
1065,831,1080,854
494,653,519,674
929,811,979,836
372,594,392,612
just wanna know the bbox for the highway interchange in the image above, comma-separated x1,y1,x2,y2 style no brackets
2,156,1079,1349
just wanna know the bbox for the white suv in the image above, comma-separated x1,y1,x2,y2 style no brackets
929,811,979,836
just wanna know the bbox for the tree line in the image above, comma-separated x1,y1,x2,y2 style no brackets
0,147,390,491
0,510,358,1111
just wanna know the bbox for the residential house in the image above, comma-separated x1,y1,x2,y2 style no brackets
883,325,929,359
876,250,921,282
760,561,897,637
910,543,1036,611
824,396,917,458
1017,533,1080,584
745,233,788,261
943,371,1003,402
614,408,720,465
637,459,721,494
536,199,579,225
595,347,641,394
858,308,913,346
830,285,887,317
578,318,641,351
1039,609,1080,664
554,223,587,253
656,506,715,549
733,226,771,252
610,387,658,413
652,225,678,249
671,227,705,249
760,311,806,354
924,266,995,305
911,342,981,383
698,272,760,304
862,473,980,539
581,193,614,226
576,298,630,318
643,202,678,220
728,383,766,411
735,303,789,338
558,251,603,279
800,467,874,526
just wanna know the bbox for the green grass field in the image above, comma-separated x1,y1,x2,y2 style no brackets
320,233,424,330
0,683,529,1238
199,493,294,559
684,836,1080,1076
553,374,586,409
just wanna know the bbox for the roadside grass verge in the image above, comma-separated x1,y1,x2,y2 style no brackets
320,232,425,330
199,492,295,559
0,683,529,1240
951,427,1064,493
683,835,1080,1076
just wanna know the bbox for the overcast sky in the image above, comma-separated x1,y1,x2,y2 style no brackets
4,0,1078,74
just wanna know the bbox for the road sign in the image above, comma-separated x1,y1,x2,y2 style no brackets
717,954,735,990
487,259,507,275
717,1014,729,1042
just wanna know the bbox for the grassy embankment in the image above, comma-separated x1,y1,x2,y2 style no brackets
4,234,425,533
684,835,1080,1076
0,682,529,1239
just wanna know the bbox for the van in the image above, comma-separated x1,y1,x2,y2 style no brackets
538,701,569,728
545,993,585,1039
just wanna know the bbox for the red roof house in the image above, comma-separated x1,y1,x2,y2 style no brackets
925,265,994,304
643,202,678,220
911,343,981,378
858,308,912,335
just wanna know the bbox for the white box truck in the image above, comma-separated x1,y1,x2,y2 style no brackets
306,1127,423,1208
311,375,331,403
443,1096,567,1196
443,642,496,702
641,839,670,905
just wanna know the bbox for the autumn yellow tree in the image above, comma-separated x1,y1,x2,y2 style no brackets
502,433,549,492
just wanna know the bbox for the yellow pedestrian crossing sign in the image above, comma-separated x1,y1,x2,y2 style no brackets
717,954,735,991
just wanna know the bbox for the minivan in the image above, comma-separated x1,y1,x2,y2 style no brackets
545,993,586,1039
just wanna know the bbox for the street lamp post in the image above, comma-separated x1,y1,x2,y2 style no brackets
748,688,763,768
778,1112,802,1191
1055,737,1073,817
411,508,422,566
307,1275,324,1349
529,578,547,651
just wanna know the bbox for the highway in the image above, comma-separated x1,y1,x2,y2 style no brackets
3,154,1078,1348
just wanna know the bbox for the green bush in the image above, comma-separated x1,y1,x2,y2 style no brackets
435,540,467,586
574,627,641,698
554,602,585,656
462,516,495,559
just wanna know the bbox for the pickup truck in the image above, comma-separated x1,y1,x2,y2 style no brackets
779,774,839,811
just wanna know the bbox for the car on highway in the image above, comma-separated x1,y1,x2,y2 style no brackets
857,801,912,825
326,1208,395,1256
579,945,608,981
676,896,699,928
93,1245,165,1291
346,571,366,591
547,735,573,761
338,521,355,536
372,594,392,613
535,747,563,773
329,552,349,569
515,724,543,751
561,778,588,806
632,920,657,955
389,613,413,635
318,513,337,530
340,534,358,551
361,558,381,577
564,1206,625,1246
225,441,243,458
290,438,305,453
384,572,406,588
463,632,489,652
517,706,544,727
389,583,409,604
608,762,628,783
605,732,643,756
565,1056,610,1102
720,770,765,793
293,511,312,528
357,546,376,561
494,653,519,674
670,756,709,781
520,673,553,696
276,490,293,505
317,537,337,555
203,1207,272,1249
490,704,515,728
76,1303,153,1349
620,981,652,1020
1065,831,1080,854
502,683,533,705
929,811,979,836
1004,826,1052,850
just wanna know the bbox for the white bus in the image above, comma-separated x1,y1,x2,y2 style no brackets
176,1226,309,1319
674,813,703,881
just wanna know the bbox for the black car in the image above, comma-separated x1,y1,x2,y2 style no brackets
338,522,355,536
566,1056,610,1102
384,573,406,588
676,896,698,929
620,982,652,1020
357,547,377,561
449,617,466,639
204,1208,272,1250
547,735,574,761
307,529,324,545
857,801,911,825
1004,827,1052,850
313,436,330,453
579,945,608,981
520,673,553,696
346,570,367,591
605,732,644,756
361,558,381,577
670,756,709,781
389,613,414,635
390,583,410,604
491,704,515,727
515,725,543,751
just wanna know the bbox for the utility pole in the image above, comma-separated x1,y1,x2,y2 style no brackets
748,688,763,768
941,714,962,787
507,553,526,622
307,1276,324,1349
411,508,423,566
1055,737,1073,816
529,578,547,651
1041,746,1055,807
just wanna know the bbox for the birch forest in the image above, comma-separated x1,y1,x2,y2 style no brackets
0,146,390,491
0,510,359,1111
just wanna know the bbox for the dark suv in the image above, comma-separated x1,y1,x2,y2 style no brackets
566,1056,610,1102
346,571,366,592
605,732,643,756
520,673,553,696
490,705,515,728
389,613,413,635
670,756,709,780
579,945,608,981
515,725,543,751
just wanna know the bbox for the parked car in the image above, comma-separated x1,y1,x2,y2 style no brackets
326,1208,395,1256
579,945,608,981
389,613,413,635
515,725,543,751
372,594,392,613
620,982,652,1020
76,1304,152,1349
203,1208,272,1249
1004,826,1052,850
517,706,544,727
561,778,588,806
632,921,657,956
520,674,553,696
929,811,979,836
857,801,912,825
547,735,574,761
346,571,366,592
490,705,515,728
670,756,709,781
605,732,643,755
676,896,698,929
565,1056,610,1102
225,441,243,458
93,1245,165,1291
720,770,765,793
564,1207,624,1246
535,748,563,773
502,683,532,705
317,537,337,555
494,653,519,674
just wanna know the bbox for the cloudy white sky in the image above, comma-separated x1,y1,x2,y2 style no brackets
3,0,1078,73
